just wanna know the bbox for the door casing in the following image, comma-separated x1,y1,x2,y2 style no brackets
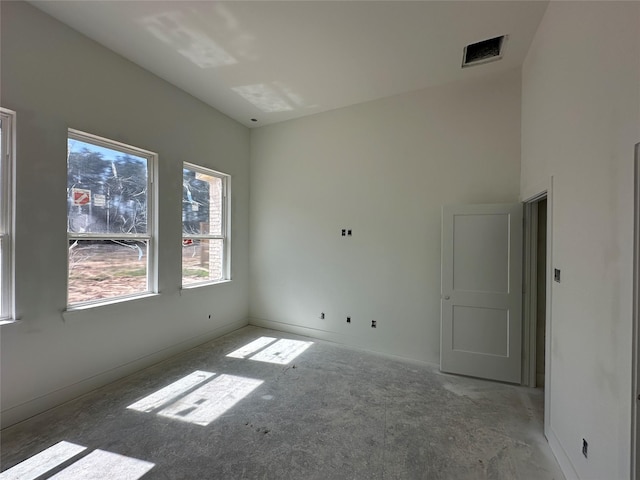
632,143,640,480
523,193,546,388
522,178,554,439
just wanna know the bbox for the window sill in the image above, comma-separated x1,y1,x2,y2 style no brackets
180,279,232,294
0,317,18,327
63,293,160,323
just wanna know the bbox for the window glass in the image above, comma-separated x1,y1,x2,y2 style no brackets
182,238,223,284
182,164,228,286
67,131,155,306
182,170,222,237
68,240,148,305
68,138,148,235
0,109,14,321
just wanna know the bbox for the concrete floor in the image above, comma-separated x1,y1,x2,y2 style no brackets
1,326,564,480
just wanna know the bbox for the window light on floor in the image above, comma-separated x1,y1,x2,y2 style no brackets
226,337,313,365
127,371,263,426
0,441,154,480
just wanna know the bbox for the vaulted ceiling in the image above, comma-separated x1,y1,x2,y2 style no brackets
31,1,548,127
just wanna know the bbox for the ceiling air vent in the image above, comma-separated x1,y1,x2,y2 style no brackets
462,35,507,68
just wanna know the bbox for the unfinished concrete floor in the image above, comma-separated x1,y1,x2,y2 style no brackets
1,326,564,480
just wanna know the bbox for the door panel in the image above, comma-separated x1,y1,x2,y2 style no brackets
441,203,523,383
452,305,509,356
453,214,510,293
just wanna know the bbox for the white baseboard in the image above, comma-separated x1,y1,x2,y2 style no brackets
1,318,248,429
248,316,436,369
547,426,579,480
249,316,359,345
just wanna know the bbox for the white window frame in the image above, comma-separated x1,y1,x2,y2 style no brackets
67,129,158,308
182,162,231,287
0,108,15,322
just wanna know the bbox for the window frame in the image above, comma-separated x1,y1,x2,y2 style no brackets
182,162,231,287
0,108,15,322
66,129,158,308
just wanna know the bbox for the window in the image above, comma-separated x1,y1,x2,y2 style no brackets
0,109,15,321
182,163,230,286
67,130,156,306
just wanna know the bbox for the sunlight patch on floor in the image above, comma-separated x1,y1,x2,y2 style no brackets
0,442,153,480
127,371,215,413
49,450,154,480
249,338,313,365
226,337,277,359
127,371,263,426
0,441,86,480
158,374,263,426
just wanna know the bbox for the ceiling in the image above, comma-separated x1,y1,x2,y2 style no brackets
30,1,549,128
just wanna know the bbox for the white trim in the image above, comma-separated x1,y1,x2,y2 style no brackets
523,199,540,387
547,426,579,480
523,190,548,204
522,190,549,391
182,162,231,286
66,129,158,308
68,128,156,160
529,203,539,387
183,161,228,180
149,150,159,295
179,279,232,293
544,176,554,438
181,235,225,240
63,293,160,318
249,315,438,369
632,142,640,480
68,233,152,240
224,174,232,280
0,108,15,322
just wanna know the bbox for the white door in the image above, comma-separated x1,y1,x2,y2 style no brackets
441,203,523,383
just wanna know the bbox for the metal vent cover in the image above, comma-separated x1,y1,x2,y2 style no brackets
462,35,507,68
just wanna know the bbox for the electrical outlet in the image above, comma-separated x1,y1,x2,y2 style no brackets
208,314,211,319
346,316,351,323
554,268,561,283
582,439,588,458
320,312,325,320
347,229,352,236
341,229,346,236
371,320,377,328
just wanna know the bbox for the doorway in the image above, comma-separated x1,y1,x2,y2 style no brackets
633,142,639,480
523,194,548,390
535,199,547,387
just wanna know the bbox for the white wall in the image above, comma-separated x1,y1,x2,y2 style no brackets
0,2,250,427
521,2,640,479
250,70,522,363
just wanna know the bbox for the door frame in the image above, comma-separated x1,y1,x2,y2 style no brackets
632,142,639,480
522,192,545,388
522,178,554,438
